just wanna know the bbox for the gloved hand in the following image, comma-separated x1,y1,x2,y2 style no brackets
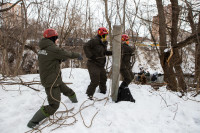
77,54,83,60
102,41,108,45
105,51,112,56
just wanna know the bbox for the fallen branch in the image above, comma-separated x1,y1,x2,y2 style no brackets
0,80,72,92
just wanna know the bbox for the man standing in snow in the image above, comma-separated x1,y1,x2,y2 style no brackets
27,29,83,128
117,34,135,102
83,27,112,100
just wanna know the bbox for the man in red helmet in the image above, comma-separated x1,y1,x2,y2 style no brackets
27,29,83,128
83,27,112,99
117,34,135,102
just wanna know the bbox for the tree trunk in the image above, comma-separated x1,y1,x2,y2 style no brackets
170,0,187,92
156,0,178,91
2,48,10,76
104,0,112,46
111,25,122,102
195,14,200,92
14,1,27,76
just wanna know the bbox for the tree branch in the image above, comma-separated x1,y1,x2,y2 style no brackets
173,32,200,49
0,0,23,12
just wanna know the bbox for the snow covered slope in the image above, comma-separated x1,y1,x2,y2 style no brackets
0,68,200,133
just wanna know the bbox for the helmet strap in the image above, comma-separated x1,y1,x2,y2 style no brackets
101,34,107,42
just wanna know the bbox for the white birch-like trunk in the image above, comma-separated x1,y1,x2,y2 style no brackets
111,25,122,101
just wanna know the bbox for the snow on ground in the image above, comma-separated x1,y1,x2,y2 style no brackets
0,68,200,133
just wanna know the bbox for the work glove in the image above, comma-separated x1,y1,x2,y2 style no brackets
77,54,83,60
102,41,108,45
105,51,112,56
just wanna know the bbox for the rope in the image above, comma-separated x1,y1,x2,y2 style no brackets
26,58,111,132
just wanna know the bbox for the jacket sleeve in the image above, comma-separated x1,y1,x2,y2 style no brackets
83,40,93,59
49,45,80,60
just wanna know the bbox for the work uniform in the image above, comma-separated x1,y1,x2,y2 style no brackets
38,38,80,115
83,35,112,97
120,43,134,85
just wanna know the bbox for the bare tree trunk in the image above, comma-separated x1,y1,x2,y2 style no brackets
84,0,89,39
14,1,28,76
116,0,126,34
196,14,200,91
122,0,126,33
170,0,187,92
185,0,200,91
2,48,10,76
104,0,112,46
111,25,122,102
156,0,178,91
59,0,71,47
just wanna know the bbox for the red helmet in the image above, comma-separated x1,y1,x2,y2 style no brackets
121,34,129,41
98,27,108,36
43,29,58,38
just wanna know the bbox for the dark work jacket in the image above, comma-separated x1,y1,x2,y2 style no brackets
38,38,80,88
120,43,134,70
83,35,112,67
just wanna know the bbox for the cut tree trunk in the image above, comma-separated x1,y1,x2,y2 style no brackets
111,25,122,102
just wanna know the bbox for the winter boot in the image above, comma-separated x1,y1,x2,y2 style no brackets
119,81,128,89
98,89,106,94
88,95,94,100
68,93,78,103
27,107,49,128
117,81,135,103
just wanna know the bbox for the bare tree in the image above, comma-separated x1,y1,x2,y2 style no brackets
155,0,178,91
103,0,112,45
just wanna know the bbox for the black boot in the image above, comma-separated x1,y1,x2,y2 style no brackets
119,81,128,89
117,82,135,103
27,107,48,128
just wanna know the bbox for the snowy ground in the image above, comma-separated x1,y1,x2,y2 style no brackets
0,68,200,133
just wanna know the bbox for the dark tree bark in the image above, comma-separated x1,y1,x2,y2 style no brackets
156,0,178,91
170,0,187,92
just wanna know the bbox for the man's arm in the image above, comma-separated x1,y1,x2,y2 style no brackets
49,45,80,60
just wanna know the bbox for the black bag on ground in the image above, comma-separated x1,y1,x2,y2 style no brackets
117,87,135,103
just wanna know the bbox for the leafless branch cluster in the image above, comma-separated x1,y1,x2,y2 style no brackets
0,0,199,94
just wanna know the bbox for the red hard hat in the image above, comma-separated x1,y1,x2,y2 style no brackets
43,29,58,38
98,27,108,36
121,34,129,41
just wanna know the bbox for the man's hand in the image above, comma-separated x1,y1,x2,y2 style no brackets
105,51,112,56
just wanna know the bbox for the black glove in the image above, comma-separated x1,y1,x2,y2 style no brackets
105,51,112,56
102,41,108,45
77,54,83,60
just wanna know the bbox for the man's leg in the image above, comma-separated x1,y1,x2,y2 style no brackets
86,62,100,98
120,69,132,85
99,68,107,94
44,86,61,115
60,82,78,103
27,86,61,128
